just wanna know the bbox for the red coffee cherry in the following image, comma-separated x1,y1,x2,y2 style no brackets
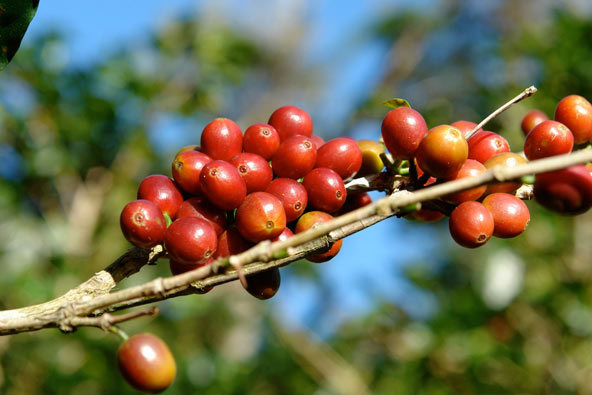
467,131,510,164
120,200,167,249
416,125,468,179
356,139,385,176
199,160,247,210
271,135,317,179
137,175,184,219
534,165,592,215
165,217,218,265
214,227,253,259
482,193,530,238
268,105,313,141
117,333,176,394
524,120,574,160
406,173,444,222
295,211,342,263
451,120,483,139
229,153,273,193
337,192,373,215
235,192,287,242
303,167,347,213
169,258,212,275
521,109,548,136
245,268,281,300
449,201,494,248
171,150,212,195
243,123,280,160
272,227,293,242
381,107,428,159
315,137,363,180
200,118,243,161
554,95,592,144
265,178,308,222
176,197,227,236
443,159,487,204
483,152,527,195
309,135,325,149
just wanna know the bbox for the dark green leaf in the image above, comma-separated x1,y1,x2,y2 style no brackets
0,0,39,70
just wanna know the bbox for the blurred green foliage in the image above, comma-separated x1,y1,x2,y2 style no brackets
1,2,592,394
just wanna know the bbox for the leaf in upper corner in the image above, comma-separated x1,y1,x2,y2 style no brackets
383,98,411,109
0,0,39,70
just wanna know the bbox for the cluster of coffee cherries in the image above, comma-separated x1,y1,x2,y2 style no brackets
381,94,592,248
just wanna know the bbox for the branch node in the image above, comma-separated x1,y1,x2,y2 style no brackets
57,303,77,333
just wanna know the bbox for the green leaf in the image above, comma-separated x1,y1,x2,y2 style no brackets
383,97,411,109
0,0,39,70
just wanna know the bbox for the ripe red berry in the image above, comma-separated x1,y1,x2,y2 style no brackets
381,107,428,159
137,175,184,219
451,120,483,139
482,193,530,238
265,178,308,222
214,227,253,259
169,258,213,275
117,333,176,394
521,109,548,136
315,137,363,180
483,152,527,195
271,135,317,179
449,201,494,248
120,200,167,249
534,165,592,215
268,105,313,141
171,150,212,195
165,217,218,265
295,211,342,263
242,123,280,160
235,192,287,242
199,160,247,210
337,192,373,215
303,167,347,213
229,153,273,193
309,135,325,149
200,118,243,161
272,227,293,242
554,95,592,144
175,144,200,156
524,120,573,160
443,159,487,204
467,131,510,164
176,197,227,236
416,125,468,179
245,268,281,300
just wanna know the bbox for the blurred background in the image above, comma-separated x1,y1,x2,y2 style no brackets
1,0,592,393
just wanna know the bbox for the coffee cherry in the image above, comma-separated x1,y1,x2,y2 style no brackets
467,131,510,164
524,120,573,160
271,135,317,179
120,200,167,249
534,165,592,215
356,139,385,176
415,125,468,179
229,153,273,193
171,150,212,195
483,152,527,195
381,107,428,159
482,193,530,238
165,217,217,265
199,160,247,210
315,137,363,180
176,197,227,236
409,208,445,222
309,135,325,149
521,109,548,136
214,227,253,259
272,227,293,242
175,144,200,156
554,95,592,144
338,192,373,215
137,175,184,219
451,120,483,139
242,123,280,160
268,105,313,141
169,258,213,275
245,268,281,300
295,211,342,263
235,192,287,242
200,118,243,161
265,178,308,222
449,201,494,248
442,159,487,204
303,168,347,213
117,333,176,394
